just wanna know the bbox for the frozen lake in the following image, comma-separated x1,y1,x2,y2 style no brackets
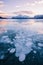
0,19,43,65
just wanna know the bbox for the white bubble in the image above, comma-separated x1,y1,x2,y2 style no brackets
38,43,43,47
33,50,37,54
10,48,15,53
25,41,33,47
0,55,5,59
22,46,32,54
19,53,26,62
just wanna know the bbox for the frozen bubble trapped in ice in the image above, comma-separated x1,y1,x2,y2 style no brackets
0,55,5,59
9,48,15,53
19,53,26,62
38,43,43,47
25,41,33,47
33,50,37,54
22,46,32,54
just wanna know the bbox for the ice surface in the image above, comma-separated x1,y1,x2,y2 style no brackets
0,20,43,62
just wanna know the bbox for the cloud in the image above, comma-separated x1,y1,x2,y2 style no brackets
0,11,9,17
16,5,21,8
25,0,43,6
20,11,33,14
0,1,4,7
35,0,43,4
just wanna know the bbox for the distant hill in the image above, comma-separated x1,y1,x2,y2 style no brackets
0,16,8,19
0,15,43,19
12,15,31,19
11,15,43,19
0,17,3,19
34,15,43,19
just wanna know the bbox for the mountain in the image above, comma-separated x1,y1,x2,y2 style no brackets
0,16,7,19
0,14,43,19
34,15,43,19
12,15,31,19
0,17,3,19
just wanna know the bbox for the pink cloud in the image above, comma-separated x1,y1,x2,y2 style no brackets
0,11,9,17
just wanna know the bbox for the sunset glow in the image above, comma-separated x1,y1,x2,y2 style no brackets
0,0,43,17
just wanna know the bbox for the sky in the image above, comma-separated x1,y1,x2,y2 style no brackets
0,0,43,17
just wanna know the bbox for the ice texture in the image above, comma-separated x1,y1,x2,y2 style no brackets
0,29,33,62
0,20,43,62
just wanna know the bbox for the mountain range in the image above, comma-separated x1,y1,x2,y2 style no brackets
0,15,43,19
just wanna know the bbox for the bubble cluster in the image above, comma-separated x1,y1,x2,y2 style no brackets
13,31,33,62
